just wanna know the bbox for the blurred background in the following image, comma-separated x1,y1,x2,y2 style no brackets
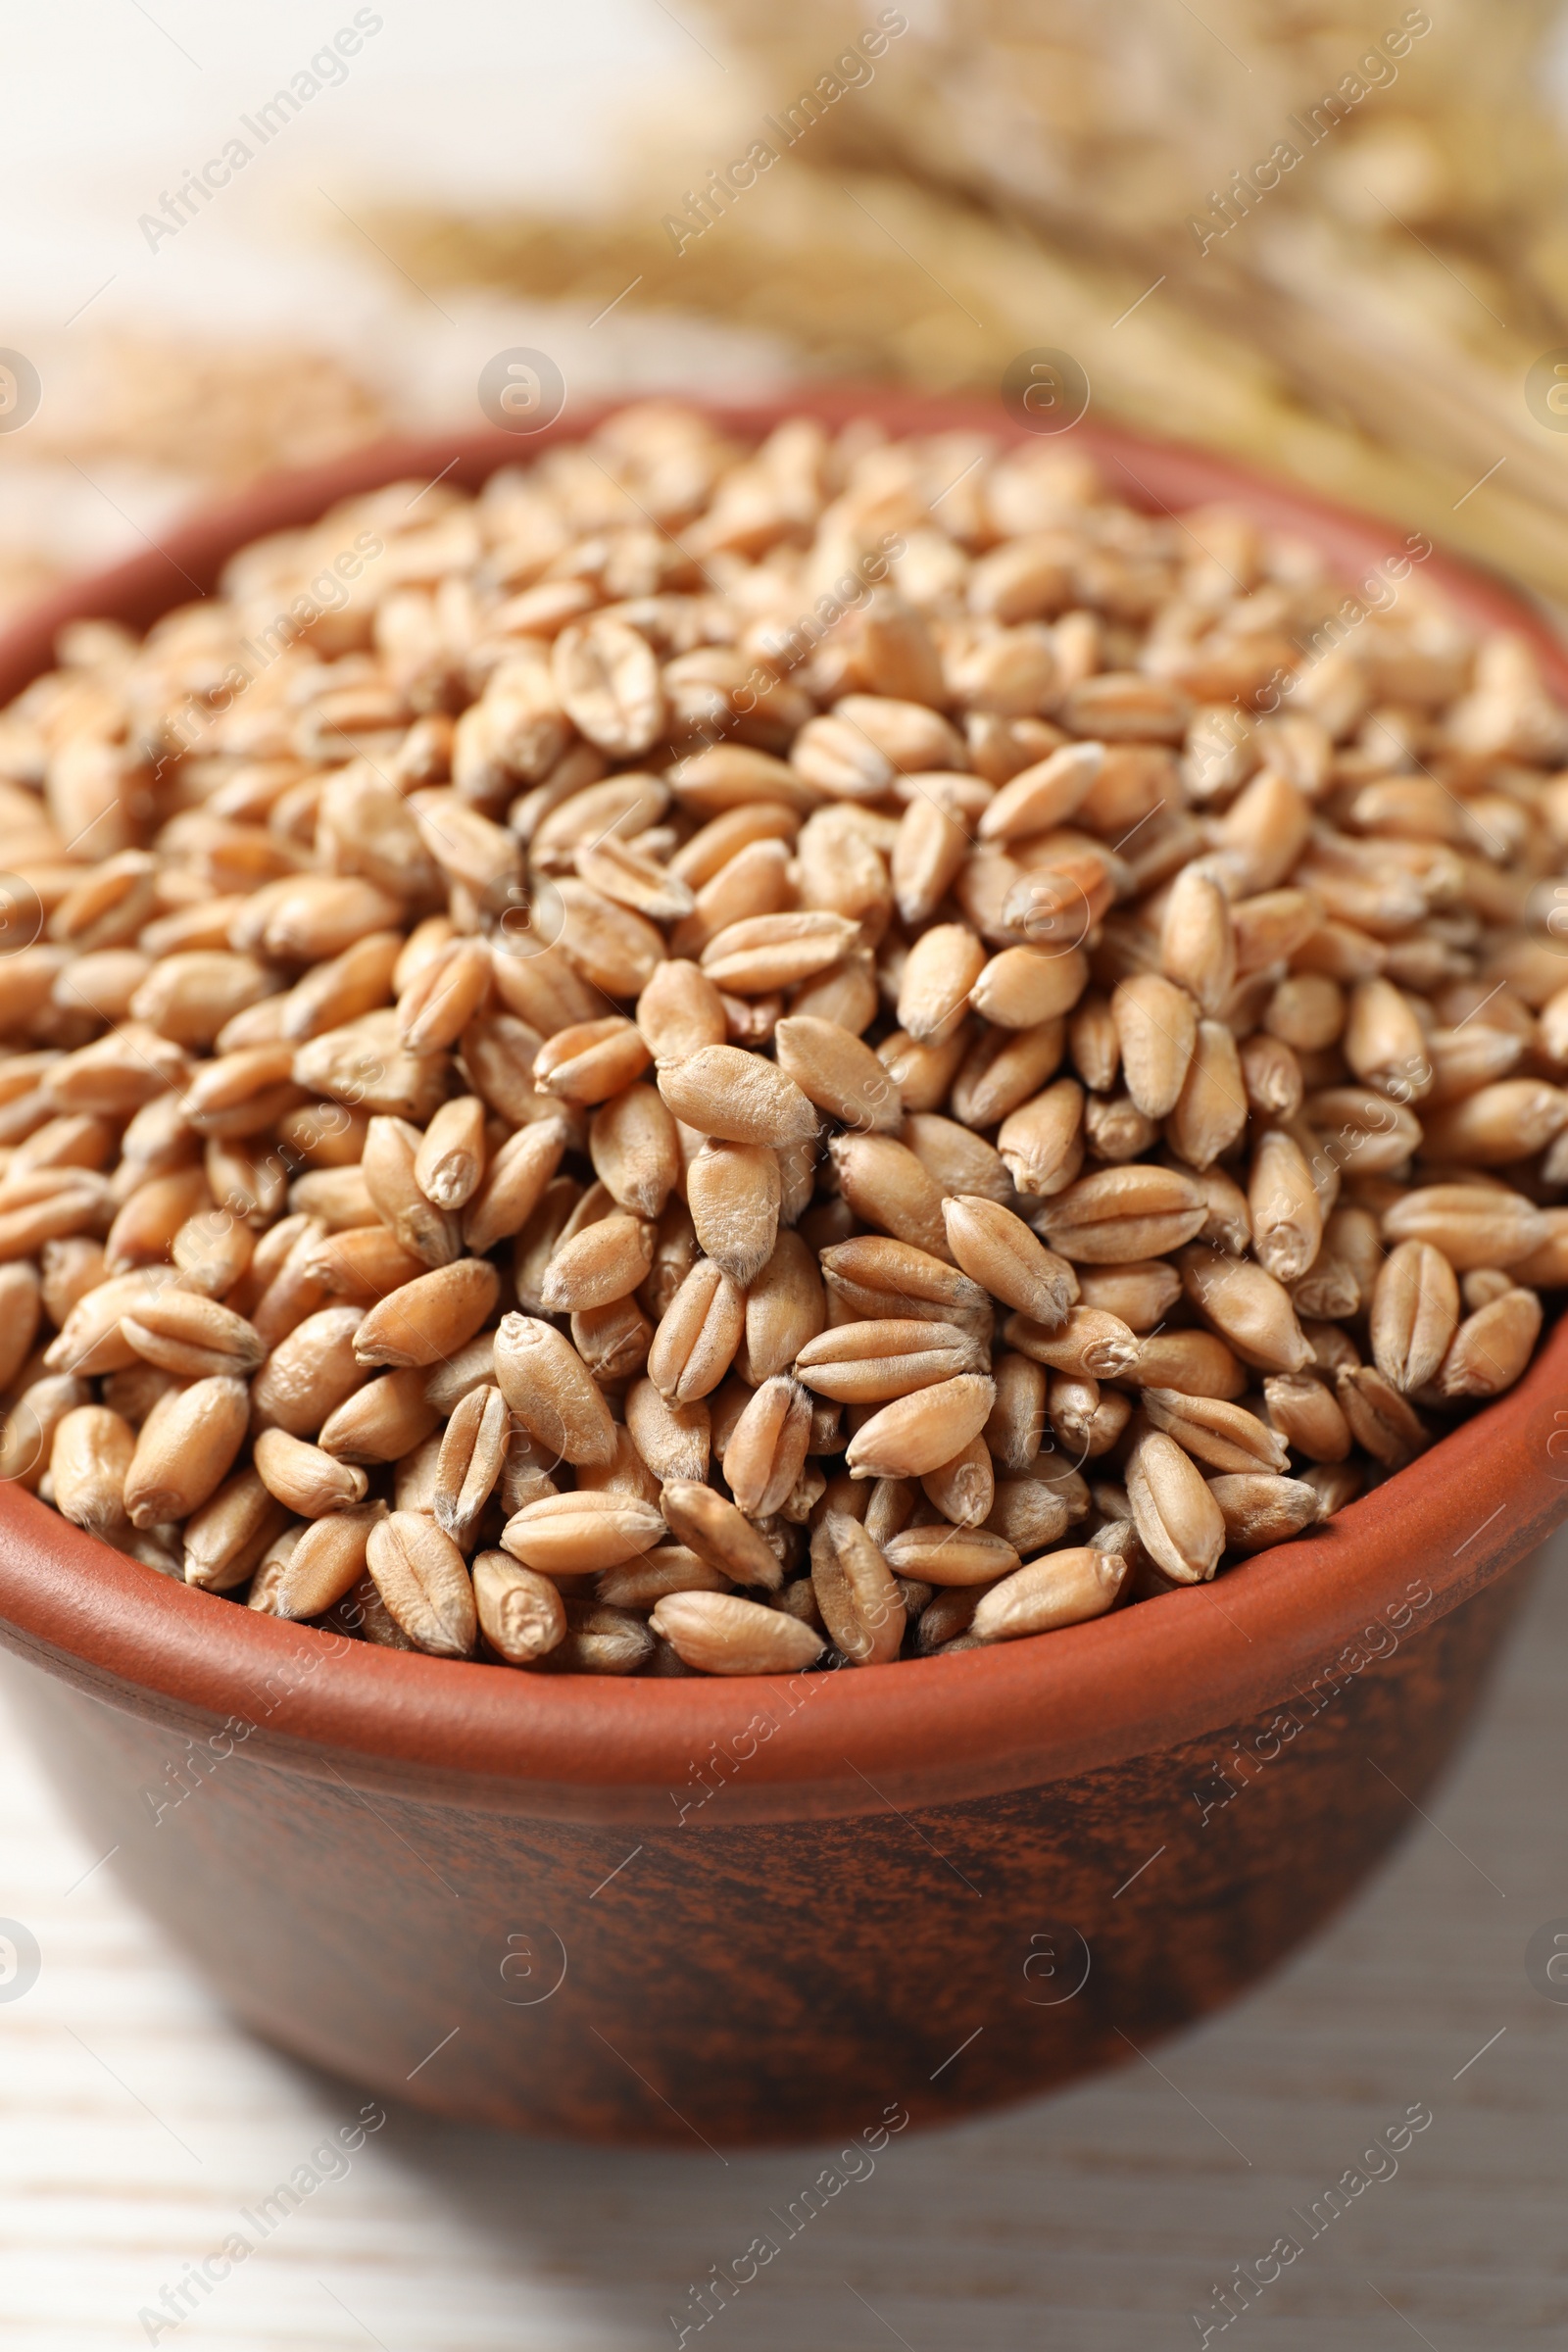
8,0,1568,611
6,6,1568,2347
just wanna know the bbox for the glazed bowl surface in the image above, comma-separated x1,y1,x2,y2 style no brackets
0,393,1562,2143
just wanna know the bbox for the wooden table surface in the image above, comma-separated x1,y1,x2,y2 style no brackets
2,1536,1565,2352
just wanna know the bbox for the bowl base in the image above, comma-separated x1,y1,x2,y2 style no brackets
1,1567,1527,2144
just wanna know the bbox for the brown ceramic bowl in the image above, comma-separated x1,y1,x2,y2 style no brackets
0,394,1564,2148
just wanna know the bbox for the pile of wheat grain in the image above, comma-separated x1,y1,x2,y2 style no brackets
0,403,1563,1675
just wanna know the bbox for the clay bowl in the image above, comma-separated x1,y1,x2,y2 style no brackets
0,393,1564,2149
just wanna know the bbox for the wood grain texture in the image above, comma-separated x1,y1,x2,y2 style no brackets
0,1538,1564,2346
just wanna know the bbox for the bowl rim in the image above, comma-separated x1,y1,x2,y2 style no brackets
0,388,1564,1825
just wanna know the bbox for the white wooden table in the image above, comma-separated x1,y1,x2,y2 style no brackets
1,1536,1564,2351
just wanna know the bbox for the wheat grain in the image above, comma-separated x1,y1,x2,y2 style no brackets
648,1589,822,1674
500,1489,664,1574
5,405,1563,1678
365,1509,476,1657
254,1426,369,1517
970,1547,1126,1644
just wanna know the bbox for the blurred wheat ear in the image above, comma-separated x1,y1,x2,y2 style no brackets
367,0,1568,606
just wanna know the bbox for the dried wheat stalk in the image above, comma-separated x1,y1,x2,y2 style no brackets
369,0,1568,601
